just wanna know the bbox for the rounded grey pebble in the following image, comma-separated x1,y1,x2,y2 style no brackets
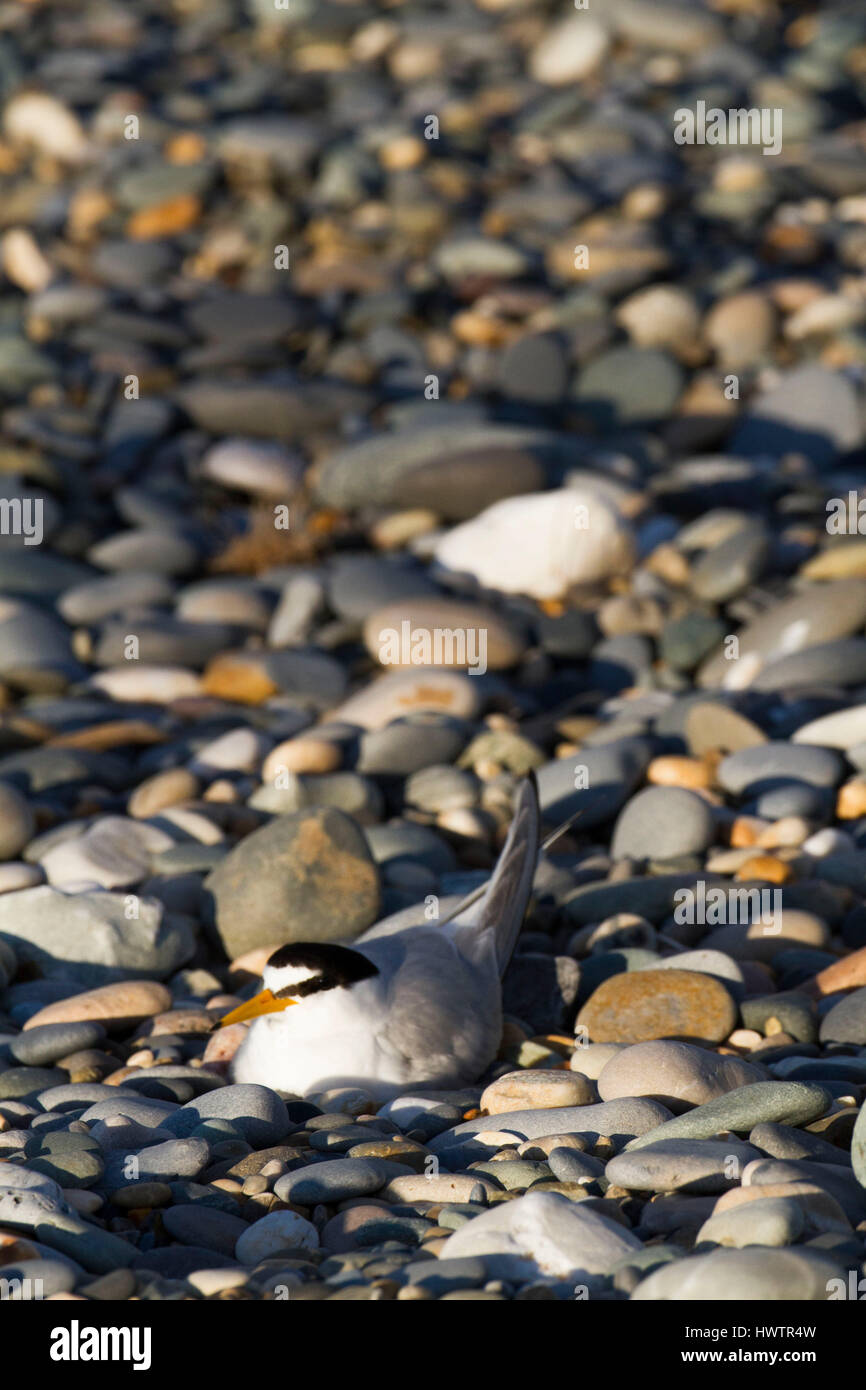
0,1258,78,1298
274,1157,407,1204
9,1021,107,1067
160,1084,291,1148
0,1066,67,1100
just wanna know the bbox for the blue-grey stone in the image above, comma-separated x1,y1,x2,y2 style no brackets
610,787,716,861
717,743,843,794
819,987,866,1046
132,1245,238,1277
536,736,654,827
274,1157,409,1205
161,1204,248,1257
0,1258,78,1298
79,1097,179,1128
428,1098,673,1167
625,1083,832,1151
742,1159,866,1225
103,1138,211,1189
0,1066,66,1100
9,1022,107,1066
606,1139,763,1194
731,365,862,467
160,1084,290,1148
402,1256,488,1294
631,1245,846,1300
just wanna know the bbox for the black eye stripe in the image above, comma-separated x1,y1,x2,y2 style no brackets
274,974,336,999
267,942,379,998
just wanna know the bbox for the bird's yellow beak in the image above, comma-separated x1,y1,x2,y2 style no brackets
220,989,298,1026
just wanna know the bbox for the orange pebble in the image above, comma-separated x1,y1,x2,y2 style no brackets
734,855,793,884
164,132,207,164
127,193,201,240
647,755,713,791
380,135,425,171
836,777,866,819
807,945,866,997
730,815,769,848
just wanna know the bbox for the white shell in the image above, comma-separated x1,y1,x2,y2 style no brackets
434,488,634,600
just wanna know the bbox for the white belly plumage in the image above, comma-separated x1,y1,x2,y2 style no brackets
231,981,413,1100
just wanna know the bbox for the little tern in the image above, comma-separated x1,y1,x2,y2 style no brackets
222,776,542,1100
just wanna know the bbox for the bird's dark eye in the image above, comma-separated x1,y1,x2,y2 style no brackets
268,942,379,998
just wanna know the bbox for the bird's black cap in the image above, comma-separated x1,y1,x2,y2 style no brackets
267,941,379,998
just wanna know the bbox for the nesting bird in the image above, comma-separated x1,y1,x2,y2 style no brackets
223,777,541,1101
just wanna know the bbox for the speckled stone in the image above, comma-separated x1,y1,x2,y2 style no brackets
480,1070,594,1115
204,807,381,958
578,970,737,1045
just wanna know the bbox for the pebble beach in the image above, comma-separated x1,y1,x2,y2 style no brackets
2,0,866,1324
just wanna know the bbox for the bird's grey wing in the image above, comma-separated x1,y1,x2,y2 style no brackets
356,895,464,944
450,775,540,976
362,931,500,1087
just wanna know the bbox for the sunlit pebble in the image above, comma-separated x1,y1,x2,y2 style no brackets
621,183,669,220
528,14,610,85
104,1067,139,1086
388,40,443,83
643,53,682,83
616,284,702,353
837,776,866,819
647,755,713,791
294,43,351,73
712,156,768,193
838,195,866,222
704,290,776,366
762,220,822,263
768,278,825,312
733,854,793,884
645,542,690,586
2,227,52,291
127,193,202,240
164,131,207,164
436,807,491,843
755,816,811,849
66,185,113,241
803,827,855,857
203,778,242,803
785,293,865,340
370,509,438,551
90,665,203,702
350,19,399,62
725,1030,764,1052
125,1049,155,1069
452,310,512,347
729,815,770,848
379,136,425,171
262,739,342,780
3,91,89,163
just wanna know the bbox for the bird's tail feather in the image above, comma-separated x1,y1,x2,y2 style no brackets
451,773,541,976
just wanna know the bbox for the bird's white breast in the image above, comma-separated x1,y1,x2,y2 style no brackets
231,977,410,1099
